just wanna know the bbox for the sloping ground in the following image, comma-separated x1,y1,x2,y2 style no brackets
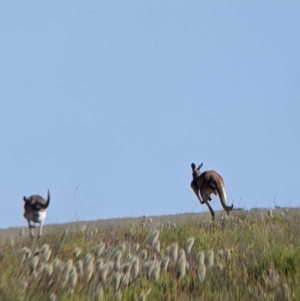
1,207,300,301
0,208,293,242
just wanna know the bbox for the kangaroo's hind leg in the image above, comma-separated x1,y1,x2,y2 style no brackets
38,222,43,238
25,217,34,238
201,192,215,221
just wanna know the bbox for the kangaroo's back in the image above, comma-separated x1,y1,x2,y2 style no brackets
201,170,224,184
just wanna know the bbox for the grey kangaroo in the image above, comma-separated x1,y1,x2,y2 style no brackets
23,190,50,238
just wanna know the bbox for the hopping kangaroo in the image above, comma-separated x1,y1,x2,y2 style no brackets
190,163,233,220
23,190,50,238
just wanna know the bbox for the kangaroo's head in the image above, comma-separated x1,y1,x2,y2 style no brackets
191,162,203,179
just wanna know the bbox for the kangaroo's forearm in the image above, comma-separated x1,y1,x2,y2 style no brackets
191,181,205,204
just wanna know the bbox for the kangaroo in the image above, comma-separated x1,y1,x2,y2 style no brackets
23,190,50,238
190,163,233,220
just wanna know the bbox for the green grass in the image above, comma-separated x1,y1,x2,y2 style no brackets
0,209,299,301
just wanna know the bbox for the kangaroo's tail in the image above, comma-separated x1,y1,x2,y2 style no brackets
44,190,50,209
216,182,233,214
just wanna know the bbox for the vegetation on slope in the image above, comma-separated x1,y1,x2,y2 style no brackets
0,209,299,301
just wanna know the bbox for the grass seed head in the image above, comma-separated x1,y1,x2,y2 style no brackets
94,242,105,257
63,228,69,237
29,256,39,274
53,258,63,273
224,248,232,263
184,237,195,255
131,257,140,280
98,264,110,283
178,249,186,260
73,247,81,258
196,251,205,266
121,272,131,288
76,260,83,279
205,250,214,268
131,243,140,254
169,243,179,262
40,245,51,263
61,259,73,288
69,266,78,288
56,260,65,274
96,259,104,272
31,270,39,280
43,263,53,278
142,262,152,278
152,240,161,254
197,264,206,282
114,251,123,271
83,253,94,282
176,251,187,278
40,244,50,253
65,259,73,270
160,256,170,272
20,247,32,262
149,230,160,246
112,272,122,292
114,250,123,261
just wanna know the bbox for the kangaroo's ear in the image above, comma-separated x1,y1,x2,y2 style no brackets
23,196,27,202
191,163,196,171
198,162,203,170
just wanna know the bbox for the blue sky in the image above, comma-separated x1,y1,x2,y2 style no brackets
1,1,299,228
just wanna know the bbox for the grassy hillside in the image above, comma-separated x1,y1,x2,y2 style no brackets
1,209,299,301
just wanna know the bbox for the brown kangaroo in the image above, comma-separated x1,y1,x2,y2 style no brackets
190,163,233,220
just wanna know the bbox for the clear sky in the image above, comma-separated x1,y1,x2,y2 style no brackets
1,1,299,229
